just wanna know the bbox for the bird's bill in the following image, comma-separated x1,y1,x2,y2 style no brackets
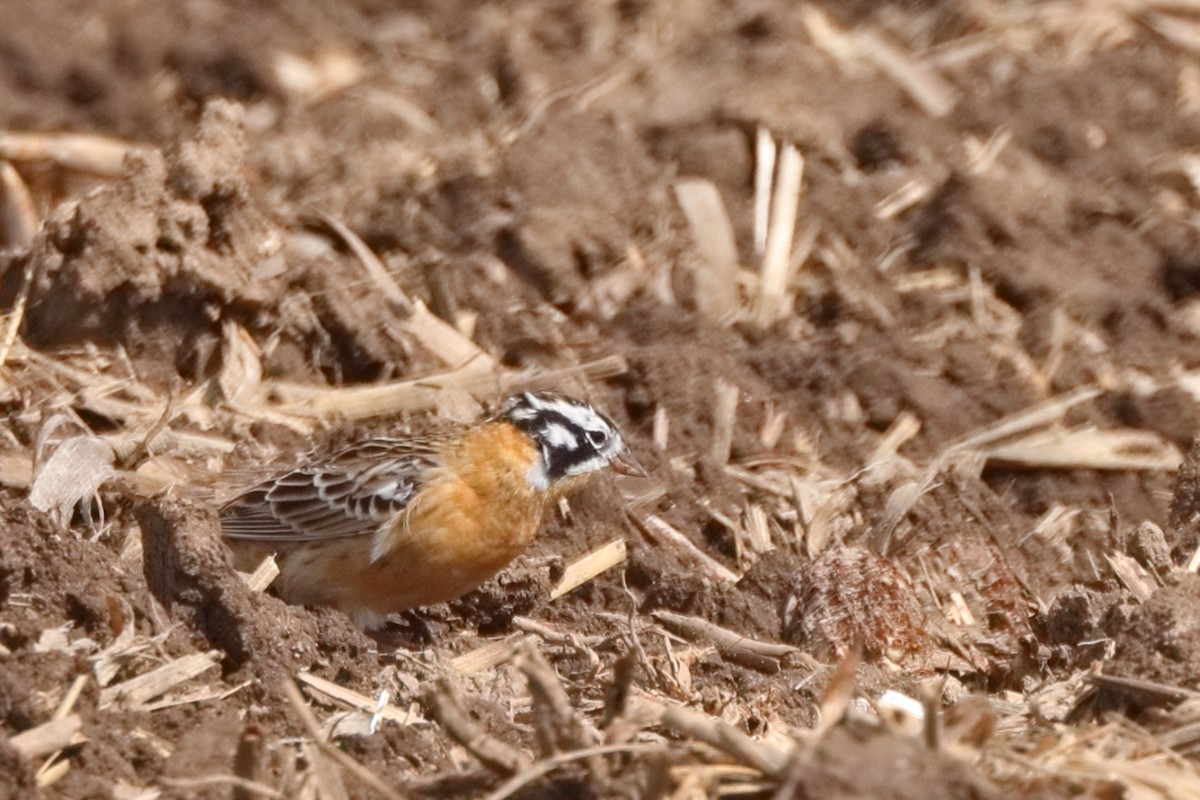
611,450,647,478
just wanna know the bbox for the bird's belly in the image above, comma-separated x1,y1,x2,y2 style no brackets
267,477,545,622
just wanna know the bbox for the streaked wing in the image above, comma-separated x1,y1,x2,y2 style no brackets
219,438,443,542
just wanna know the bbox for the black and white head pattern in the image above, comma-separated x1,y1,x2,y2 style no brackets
500,392,628,489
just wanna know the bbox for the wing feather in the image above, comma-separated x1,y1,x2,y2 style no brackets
219,437,442,543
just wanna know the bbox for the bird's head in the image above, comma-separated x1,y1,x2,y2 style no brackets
499,391,644,491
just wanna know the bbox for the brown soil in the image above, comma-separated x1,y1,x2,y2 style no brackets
4,1,1200,798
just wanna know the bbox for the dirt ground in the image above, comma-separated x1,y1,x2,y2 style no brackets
5,1,1200,798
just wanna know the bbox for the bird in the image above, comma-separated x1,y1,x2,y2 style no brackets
219,391,643,628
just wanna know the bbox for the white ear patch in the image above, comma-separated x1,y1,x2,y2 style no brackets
541,422,578,449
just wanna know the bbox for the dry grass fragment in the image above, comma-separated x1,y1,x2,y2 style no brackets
943,386,1102,455
1086,674,1199,706
450,635,535,674
0,254,37,372
296,672,416,726
0,160,37,250
628,512,740,583
481,742,662,800
550,538,627,600
270,355,626,419
160,775,284,799
652,405,669,451
0,130,138,176
318,213,494,371
875,177,935,220
273,48,365,102
216,320,264,407
674,179,741,321
709,379,740,464
754,127,776,256
139,680,250,713
649,699,790,778
424,678,531,775
982,426,1181,472
754,141,804,327
1145,10,1200,55
99,650,221,709
857,30,958,118
801,7,956,117
651,610,800,673
282,679,406,800
28,435,117,524
517,644,598,753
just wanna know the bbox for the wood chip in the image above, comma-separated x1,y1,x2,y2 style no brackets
273,48,364,102
1105,552,1157,603
1187,542,1200,573
99,651,221,709
743,504,774,555
948,591,976,626
8,714,84,759
0,452,33,488
870,411,921,463
550,539,627,600
240,555,280,593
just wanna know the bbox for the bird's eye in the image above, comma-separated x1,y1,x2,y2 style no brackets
586,428,609,448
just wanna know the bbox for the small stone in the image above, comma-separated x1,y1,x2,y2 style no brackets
1130,521,1173,574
